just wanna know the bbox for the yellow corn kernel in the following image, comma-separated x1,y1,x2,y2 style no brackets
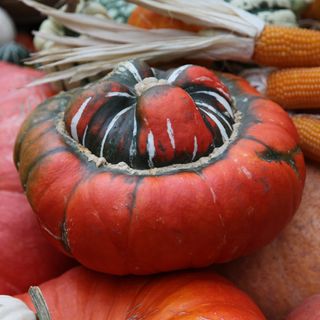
254,25,320,68
292,114,320,162
266,68,320,109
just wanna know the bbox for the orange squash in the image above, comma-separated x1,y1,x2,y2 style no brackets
14,60,305,275
128,6,201,32
16,266,266,320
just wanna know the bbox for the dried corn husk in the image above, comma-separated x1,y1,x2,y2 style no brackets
129,0,265,37
21,0,259,86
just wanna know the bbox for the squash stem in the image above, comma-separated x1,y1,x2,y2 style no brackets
28,286,51,320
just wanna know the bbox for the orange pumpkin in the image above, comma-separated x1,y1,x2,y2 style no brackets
16,266,266,320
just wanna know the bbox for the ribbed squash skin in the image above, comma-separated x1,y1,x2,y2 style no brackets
14,61,305,275
17,266,266,320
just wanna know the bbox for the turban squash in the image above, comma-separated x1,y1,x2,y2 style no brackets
14,60,305,274
15,266,266,319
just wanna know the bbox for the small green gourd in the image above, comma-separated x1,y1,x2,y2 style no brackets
226,0,312,26
0,42,30,65
97,0,136,22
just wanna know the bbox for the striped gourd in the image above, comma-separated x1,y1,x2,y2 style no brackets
14,60,305,275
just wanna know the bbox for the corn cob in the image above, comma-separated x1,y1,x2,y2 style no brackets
241,67,320,110
291,114,320,162
253,25,320,68
266,67,320,109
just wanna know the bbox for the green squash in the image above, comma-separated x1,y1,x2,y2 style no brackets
98,0,136,22
0,42,29,65
226,0,312,26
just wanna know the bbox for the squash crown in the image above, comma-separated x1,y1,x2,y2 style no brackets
64,60,235,169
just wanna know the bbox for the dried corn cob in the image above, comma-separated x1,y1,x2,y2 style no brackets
253,25,320,68
267,67,320,109
291,114,320,162
242,67,320,110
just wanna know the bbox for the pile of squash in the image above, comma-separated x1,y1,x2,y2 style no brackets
1,1,320,319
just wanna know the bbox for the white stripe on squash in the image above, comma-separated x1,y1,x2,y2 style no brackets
166,118,176,150
167,64,192,84
99,105,134,157
201,109,229,142
193,91,234,118
70,96,92,142
147,130,156,168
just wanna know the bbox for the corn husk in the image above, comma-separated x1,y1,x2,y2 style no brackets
129,0,265,37
21,0,259,86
